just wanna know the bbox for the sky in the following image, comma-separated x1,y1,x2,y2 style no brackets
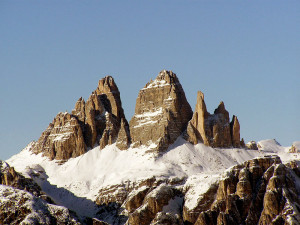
1,1,299,160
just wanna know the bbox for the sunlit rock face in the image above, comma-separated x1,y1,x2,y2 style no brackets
185,91,242,148
129,70,193,152
32,76,129,160
31,112,86,160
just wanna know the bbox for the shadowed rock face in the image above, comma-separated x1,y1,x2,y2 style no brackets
129,70,193,152
0,160,43,197
32,76,129,160
0,161,81,224
185,91,242,148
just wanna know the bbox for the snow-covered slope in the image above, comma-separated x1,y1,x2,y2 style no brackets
6,137,299,220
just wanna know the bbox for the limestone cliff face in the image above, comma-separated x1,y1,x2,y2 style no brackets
32,76,129,160
32,112,86,160
185,91,242,148
129,70,193,152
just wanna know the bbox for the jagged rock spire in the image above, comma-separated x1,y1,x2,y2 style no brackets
185,91,241,148
129,70,193,152
31,75,130,160
230,115,241,148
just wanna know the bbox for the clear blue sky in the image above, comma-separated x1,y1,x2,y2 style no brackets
1,1,299,160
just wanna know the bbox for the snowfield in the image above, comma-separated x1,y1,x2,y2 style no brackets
6,137,299,218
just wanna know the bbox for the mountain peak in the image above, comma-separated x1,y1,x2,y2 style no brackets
130,70,192,152
97,75,119,95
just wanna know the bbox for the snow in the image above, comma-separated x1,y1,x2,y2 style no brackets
257,139,299,163
133,107,163,128
6,137,300,219
142,79,170,89
0,185,80,224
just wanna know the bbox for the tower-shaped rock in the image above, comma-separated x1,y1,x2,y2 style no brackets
186,91,241,148
129,70,193,152
185,91,210,145
32,76,129,160
230,115,241,148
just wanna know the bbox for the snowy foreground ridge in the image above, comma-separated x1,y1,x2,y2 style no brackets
6,138,299,220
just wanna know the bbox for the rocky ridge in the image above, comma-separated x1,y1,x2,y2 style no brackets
0,160,82,224
90,156,300,225
31,76,129,160
185,91,243,148
31,70,246,160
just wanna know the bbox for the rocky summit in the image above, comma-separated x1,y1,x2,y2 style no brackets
4,70,300,225
185,91,242,148
129,70,193,152
32,76,129,160
31,70,247,160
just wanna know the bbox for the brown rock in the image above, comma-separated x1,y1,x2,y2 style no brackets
116,118,131,150
0,185,80,225
185,91,209,145
96,76,125,121
129,70,193,152
183,182,219,224
72,97,86,124
230,115,241,148
128,184,181,225
84,92,106,148
32,112,86,160
99,112,119,149
125,187,150,213
191,156,300,225
240,138,246,148
186,92,240,148
32,76,129,160
246,141,258,150
289,143,299,153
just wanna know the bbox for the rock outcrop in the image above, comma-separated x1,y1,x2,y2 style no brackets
129,70,193,152
246,141,259,150
31,112,86,160
0,160,43,198
92,156,300,225
185,91,242,148
0,185,81,225
290,142,300,153
183,156,300,225
32,76,129,160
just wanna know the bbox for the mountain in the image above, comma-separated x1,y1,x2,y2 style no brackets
3,71,300,224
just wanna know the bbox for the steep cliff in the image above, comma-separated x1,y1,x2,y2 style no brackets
185,91,242,148
129,70,193,152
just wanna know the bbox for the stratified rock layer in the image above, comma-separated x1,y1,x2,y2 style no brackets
32,76,129,160
185,91,241,148
129,70,193,152
31,112,86,160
